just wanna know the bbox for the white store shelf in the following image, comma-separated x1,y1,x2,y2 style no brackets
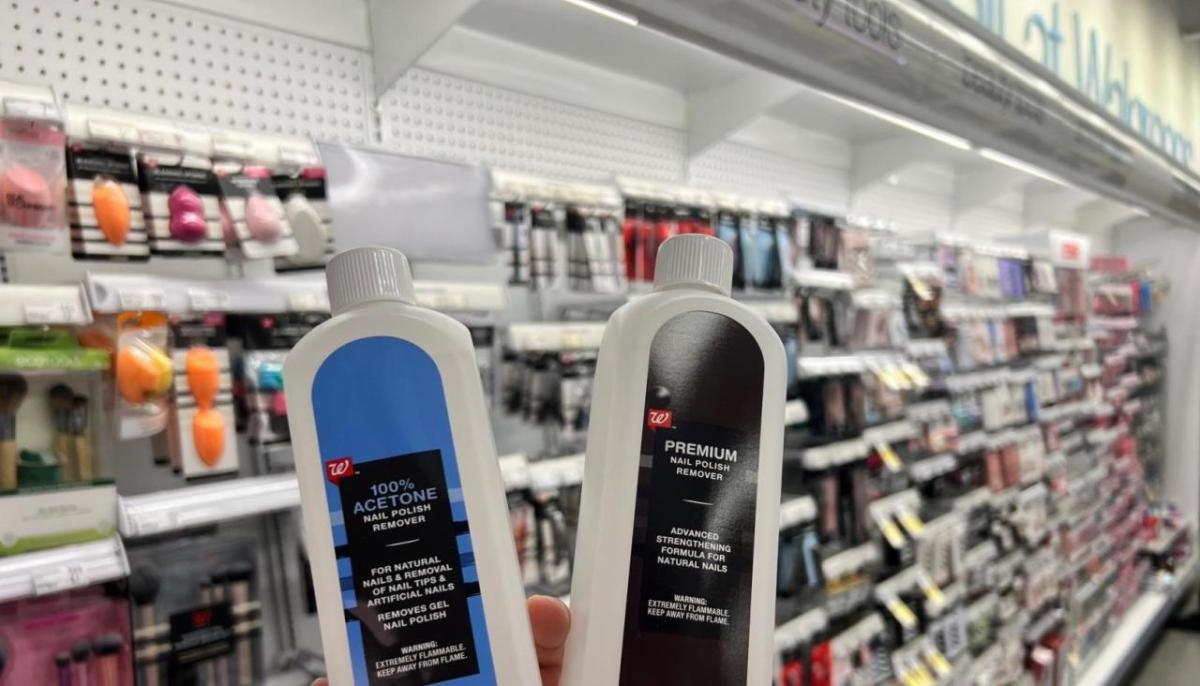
1076,557,1200,686
0,536,129,603
784,399,809,426
779,496,817,530
119,474,301,539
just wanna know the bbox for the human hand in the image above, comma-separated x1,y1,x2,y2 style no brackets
311,594,570,686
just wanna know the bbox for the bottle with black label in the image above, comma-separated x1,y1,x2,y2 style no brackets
284,247,539,685
561,234,786,685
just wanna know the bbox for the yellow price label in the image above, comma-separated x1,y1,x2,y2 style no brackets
898,508,926,536
886,597,918,628
879,518,907,548
927,648,952,676
887,366,914,390
877,443,903,472
908,275,933,301
903,362,931,387
875,366,901,391
912,663,936,686
899,669,922,686
919,577,946,606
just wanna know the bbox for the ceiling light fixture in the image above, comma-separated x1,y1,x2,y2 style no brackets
822,93,973,151
561,0,639,26
978,147,1070,187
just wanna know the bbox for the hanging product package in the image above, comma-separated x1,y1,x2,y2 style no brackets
0,327,116,556
273,166,335,270
217,166,299,261
87,311,173,440
155,314,239,479
0,86,68,252
138,150,225,258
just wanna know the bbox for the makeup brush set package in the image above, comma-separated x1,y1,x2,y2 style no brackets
215,166,299,262
0,326,117,556
0,81,69,252
0,586,133,685
152,314,238,479
272,167,335,270
137,148,225,258
127,533,263,686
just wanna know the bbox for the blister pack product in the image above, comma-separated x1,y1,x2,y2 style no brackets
0,327,117,556
127,533,263,686
138,154,224,257
0,93,67,251
101,312,173,440
273,167,334,270
217,166,298,261
0,587,133,686
565,205,623,294
229,312,329,445
157,314,238,479
66,146,150,260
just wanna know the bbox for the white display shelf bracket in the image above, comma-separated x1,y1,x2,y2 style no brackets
0,536,129,604
119,474,301,539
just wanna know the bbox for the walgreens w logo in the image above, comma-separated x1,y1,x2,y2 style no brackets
326,457,355,485
646,409,673,430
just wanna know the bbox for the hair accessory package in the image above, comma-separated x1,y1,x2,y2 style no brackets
0,80,68,252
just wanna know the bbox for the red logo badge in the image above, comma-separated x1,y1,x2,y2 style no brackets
646,409,673,430
326,457,355,485
191,609,212,628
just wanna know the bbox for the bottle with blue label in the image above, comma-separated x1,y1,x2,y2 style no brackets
284,246,540,685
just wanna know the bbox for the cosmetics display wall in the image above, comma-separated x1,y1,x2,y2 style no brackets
0,2,1195,683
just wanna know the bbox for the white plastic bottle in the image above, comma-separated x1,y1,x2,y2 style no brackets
562,234,786,685
284,247,540,686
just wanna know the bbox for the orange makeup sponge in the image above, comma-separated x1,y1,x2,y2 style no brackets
116,341,172,404
192,408,226,466
92,177,130,246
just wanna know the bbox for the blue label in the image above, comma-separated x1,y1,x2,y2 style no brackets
312,337,496,685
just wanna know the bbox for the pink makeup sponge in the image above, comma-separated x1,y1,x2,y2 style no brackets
168,185,208,242
0,164,54,227
245,194,283,243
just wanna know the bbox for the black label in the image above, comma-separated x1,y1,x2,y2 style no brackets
170,314,228,348
168,601,234,675
66,148,137,182
273,173,328,201
137,159,220,195
619,311,764,685
229,312,329,350
217,173,276,200
337,451,480,685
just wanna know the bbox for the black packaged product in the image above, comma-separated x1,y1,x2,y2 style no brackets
806,213,841,270
66,146,151,261
715,209,745,290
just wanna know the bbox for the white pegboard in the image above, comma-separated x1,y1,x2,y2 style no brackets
378,67,684,183
0,0,374,143
688,140,850,214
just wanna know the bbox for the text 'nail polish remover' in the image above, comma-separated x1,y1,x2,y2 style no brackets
562,234,786,685
284,247,539,685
